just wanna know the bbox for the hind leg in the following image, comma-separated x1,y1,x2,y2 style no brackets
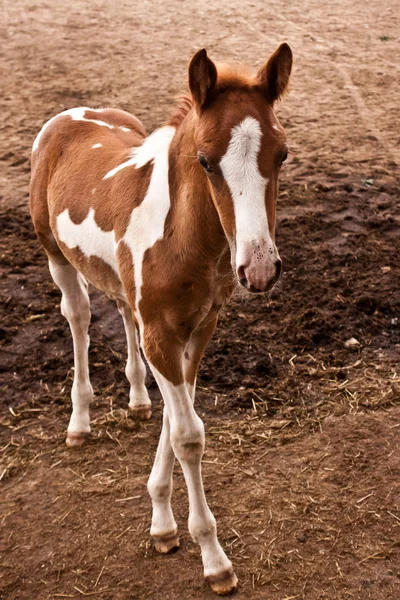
147,408,179,553
49,260,93,447
116,300,151,420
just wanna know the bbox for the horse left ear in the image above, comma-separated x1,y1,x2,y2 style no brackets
255,43,293,103
188,49,217,110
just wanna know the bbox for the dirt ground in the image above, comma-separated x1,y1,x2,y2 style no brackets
1,1,400,599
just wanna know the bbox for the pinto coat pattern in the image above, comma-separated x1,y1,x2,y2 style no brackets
29,44,292,595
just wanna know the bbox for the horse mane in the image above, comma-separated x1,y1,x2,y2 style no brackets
167,93,193,128
167,63,254,128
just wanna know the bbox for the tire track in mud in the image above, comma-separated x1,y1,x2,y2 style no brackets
270,13,400,166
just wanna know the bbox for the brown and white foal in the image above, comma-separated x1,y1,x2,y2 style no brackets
30,44,292,595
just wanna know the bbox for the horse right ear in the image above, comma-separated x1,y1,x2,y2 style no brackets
189,49,217,110
255,43,293,103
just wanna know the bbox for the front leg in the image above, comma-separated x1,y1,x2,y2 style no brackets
184,316,218,402
143,328,238,595
147,318,218,553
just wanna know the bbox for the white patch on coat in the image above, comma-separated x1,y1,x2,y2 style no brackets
56,207,118,272
33,107,130,152
220,117,270,246
121,126,176,314
91,143,102,149
103,126,175,180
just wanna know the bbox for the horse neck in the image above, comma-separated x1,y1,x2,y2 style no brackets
167,114,228,264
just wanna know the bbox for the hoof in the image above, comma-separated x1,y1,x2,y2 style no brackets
66,431,90,448
152,531,180,554
129,405,152,420
206,568,238,596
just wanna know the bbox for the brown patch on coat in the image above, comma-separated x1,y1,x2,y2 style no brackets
56,242,123,296
47,142,153,236
30,151,68,265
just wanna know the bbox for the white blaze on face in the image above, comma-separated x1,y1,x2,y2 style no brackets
220,116,270,246
220,116,278,290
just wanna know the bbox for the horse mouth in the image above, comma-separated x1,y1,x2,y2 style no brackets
238,271,281,294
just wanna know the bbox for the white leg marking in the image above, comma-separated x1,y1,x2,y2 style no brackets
48,261,93,440
147,409,178,545
149,366,235,582
56,208,118,272
187,382,195,403
116,300,151,414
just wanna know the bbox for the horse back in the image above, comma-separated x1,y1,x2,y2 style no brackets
29,107,149,296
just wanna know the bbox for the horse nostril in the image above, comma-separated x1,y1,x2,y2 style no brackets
237,265,247,287
237,265,245,279
275,258,282,279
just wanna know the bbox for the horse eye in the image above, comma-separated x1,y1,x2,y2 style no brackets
199,155,213,173
280,151,288,165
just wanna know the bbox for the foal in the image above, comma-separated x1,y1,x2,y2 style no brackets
30,44,292,595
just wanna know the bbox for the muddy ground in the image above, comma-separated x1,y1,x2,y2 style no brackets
1,1,399,599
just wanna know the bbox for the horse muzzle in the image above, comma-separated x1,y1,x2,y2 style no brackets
236,249,282,294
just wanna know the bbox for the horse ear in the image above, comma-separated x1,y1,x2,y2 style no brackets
189,49,217,109
255,43,292,103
